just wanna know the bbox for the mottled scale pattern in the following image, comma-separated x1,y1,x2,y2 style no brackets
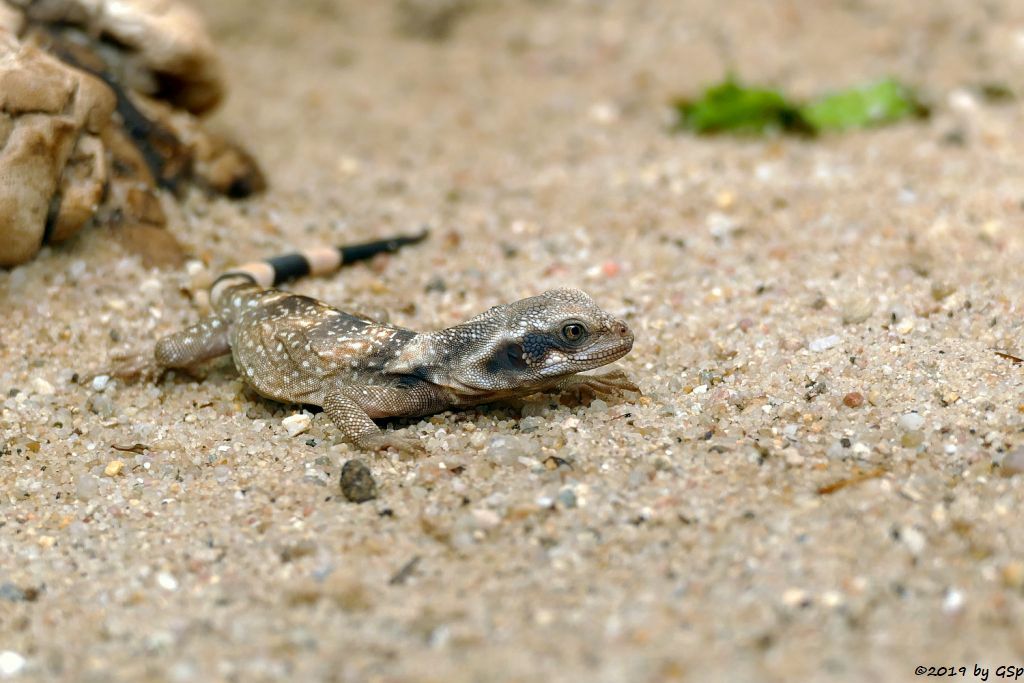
118,236,638,453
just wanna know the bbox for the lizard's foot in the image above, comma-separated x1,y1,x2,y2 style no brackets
558,369,642,397
355,430,426,456
87,351,162,384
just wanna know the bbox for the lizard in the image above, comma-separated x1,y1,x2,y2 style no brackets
104,231,638,453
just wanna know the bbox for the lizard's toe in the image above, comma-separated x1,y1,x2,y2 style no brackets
561,369,641,397
587,369,641,394
356,430,425,456
92,352,161,383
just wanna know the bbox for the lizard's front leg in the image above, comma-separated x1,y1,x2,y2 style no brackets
322,389,427,455
104,316,231,381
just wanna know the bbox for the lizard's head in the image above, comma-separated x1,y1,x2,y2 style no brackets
498,288,635,380
388,288,634,397
402,288,634,396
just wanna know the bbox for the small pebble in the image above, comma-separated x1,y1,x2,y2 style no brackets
282,413,312,437
588,101,619,124
0,651,25,677
1000,447,1024,477
781,588,811,608
715,190,736,209
486,435,526,465
809,335,841,352
90,375,110,392
897,526,927,555
75,476,98,501
140,278,162,296
86,394,115,418
104,460,124,477
930,281,956,301
340,459,378,503
556,487,578,509
894,319,915,335
0,584,26,602
841,297,874,324
942,588,964,614
601,261,621,277
1001,562,1024,590
901,431,924,448
543,456,572,471
470,508,501,529
31,377,55,396
820,590,844,608
156,572,179,591
842,392,864,408
898,413,925,431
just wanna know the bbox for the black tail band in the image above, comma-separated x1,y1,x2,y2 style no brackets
267,253,311,285
339,229,429,265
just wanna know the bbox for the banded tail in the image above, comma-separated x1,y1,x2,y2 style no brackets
210,229,429,306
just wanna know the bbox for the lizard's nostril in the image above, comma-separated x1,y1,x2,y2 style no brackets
612,321,630,337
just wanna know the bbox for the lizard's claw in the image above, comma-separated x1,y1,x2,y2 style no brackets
85,351,161,384
558,369,642,397
356,430,426,457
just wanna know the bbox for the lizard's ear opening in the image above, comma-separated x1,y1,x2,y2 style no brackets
506,343,528,370
483,341,529,376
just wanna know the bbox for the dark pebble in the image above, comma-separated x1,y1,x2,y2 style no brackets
0,583,27,602
340,459,378,503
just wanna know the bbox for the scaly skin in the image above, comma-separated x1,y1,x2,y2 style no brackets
107,234,638,452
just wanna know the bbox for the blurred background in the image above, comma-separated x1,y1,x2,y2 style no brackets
2,2,1024,682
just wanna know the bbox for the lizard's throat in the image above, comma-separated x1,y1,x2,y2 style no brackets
386,327,528,398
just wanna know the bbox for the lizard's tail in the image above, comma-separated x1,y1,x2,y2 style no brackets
210,228,429,307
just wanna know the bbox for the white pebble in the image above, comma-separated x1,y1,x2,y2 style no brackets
781,588,810,607
942,588,964,614
894,318,915,335
470,508,501,529
0,651,25,677
898,413,925,431
140,278,162,295
820,590,844,608
156,572,179,591
898,526,927,555
808,335,841,352
947,89,978,112
91,375,110,392
588,101,619,124
31,377,55,396
282,413,312,437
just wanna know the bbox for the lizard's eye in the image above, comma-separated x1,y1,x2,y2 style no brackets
561,322,587,344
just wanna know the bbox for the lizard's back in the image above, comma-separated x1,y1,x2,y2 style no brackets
226,286,416,405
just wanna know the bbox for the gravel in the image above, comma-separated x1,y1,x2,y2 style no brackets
1,0,1023,680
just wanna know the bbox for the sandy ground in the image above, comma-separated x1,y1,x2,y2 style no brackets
3,1,1024,681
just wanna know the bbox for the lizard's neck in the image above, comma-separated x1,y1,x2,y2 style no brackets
387,319,518,399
